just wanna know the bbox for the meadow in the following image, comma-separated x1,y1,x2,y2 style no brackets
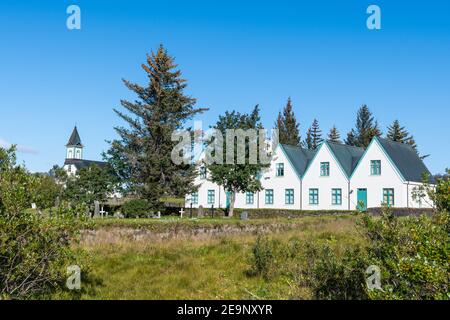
74,215,364,300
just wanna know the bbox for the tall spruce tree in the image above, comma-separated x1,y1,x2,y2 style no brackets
274,97,301,146
327,125,342,143
345,129,357,146
304,119,323,150
346,105,381,148
105,45,207,208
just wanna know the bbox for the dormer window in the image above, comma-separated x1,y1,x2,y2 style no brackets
320,162,330,176
276,163,284,177
371,160,381,175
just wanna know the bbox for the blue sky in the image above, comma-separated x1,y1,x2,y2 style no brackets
0,0,449,173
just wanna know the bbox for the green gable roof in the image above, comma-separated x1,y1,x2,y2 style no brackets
280,144,316,178
376,137,433,183
326,141,365,178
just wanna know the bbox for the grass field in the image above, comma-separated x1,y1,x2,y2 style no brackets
74,215,363,300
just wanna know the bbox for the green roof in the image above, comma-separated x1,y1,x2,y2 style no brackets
281,144,316,178
376,137,433,183
326,141,365,177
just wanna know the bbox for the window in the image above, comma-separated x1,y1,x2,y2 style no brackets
68,165,72,173
276,163,284,177
68,150,73,159
191,192,198,205
76,150,81,159
265,189,274,204
320,162,330,176
309,189,319,205
332,188,342,205
285,189,294,205
383,188,394,207
246,192,254,205
371,160,381,175
200,166,207,179
207,190,215,205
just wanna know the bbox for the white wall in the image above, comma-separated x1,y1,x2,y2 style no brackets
302,143,350,210
350,140,406,208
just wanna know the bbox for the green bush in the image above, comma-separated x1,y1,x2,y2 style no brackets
121,199,151,218
249,234,275,280
302,208,450,300
1,146,88,299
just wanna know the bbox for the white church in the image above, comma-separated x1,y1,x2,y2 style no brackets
187,137,434,211
63,126,107,176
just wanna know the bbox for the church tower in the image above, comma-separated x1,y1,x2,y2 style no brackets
66,126,83,160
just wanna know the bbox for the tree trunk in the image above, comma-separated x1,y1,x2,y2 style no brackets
229,191,236,217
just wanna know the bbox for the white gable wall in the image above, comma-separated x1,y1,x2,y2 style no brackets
302,143,350,210
251,145,302,210
350,140,406,208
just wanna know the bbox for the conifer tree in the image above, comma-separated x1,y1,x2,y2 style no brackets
274,97,301,146
105,45,207,208
346,105,381,148
386,119,426,158
304,119,323,150
327,125,342,143
345,129,357,146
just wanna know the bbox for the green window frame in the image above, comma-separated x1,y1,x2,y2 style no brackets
309,188,319,205
285,189,294,205
191,192,198,205
207,190,215,205
371,160,381,175
276,163,285,177
331,188,342,205
265,189,274,204
246,192,254,205
320,162,330,176
383,188,394,207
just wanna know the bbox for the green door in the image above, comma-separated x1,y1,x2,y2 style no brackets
225,192,231,209
357,189,367,211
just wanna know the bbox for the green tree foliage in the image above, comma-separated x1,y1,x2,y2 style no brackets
105,45,207,208
275,97,301,146
205,105,270,217
64,165,114,209
0,146,86,299
386,119,428,159
346,105,381,148
30,173,63,210
304,119,323,150
413,170,450,212
302,209,449,300
121,199,151,218
327,125,342,144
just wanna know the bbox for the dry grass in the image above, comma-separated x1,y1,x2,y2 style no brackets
72,216,362,300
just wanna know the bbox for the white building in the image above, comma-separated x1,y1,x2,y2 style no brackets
187,137,434,211
63,126,107,176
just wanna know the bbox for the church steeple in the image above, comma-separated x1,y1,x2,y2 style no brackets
66,126,84,159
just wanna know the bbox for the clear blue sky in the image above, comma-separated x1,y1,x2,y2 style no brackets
0,0,449,173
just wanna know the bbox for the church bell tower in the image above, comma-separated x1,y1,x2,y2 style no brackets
66,126,83,160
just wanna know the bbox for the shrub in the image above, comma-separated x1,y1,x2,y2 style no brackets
302,208,450,300
249,234,275,280
1,146,88,299
122,199,151,218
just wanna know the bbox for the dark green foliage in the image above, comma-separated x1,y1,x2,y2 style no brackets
327,125,342,144
346,105,381,148
0,146,87,299
105,45,207,208
304,119,323,150
275,97,301,146
386,119,427,158
30,173,63,210
64,165,114,209
249,234,275,280
121,199,151,218
302,208,450,300
206,105,269,217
